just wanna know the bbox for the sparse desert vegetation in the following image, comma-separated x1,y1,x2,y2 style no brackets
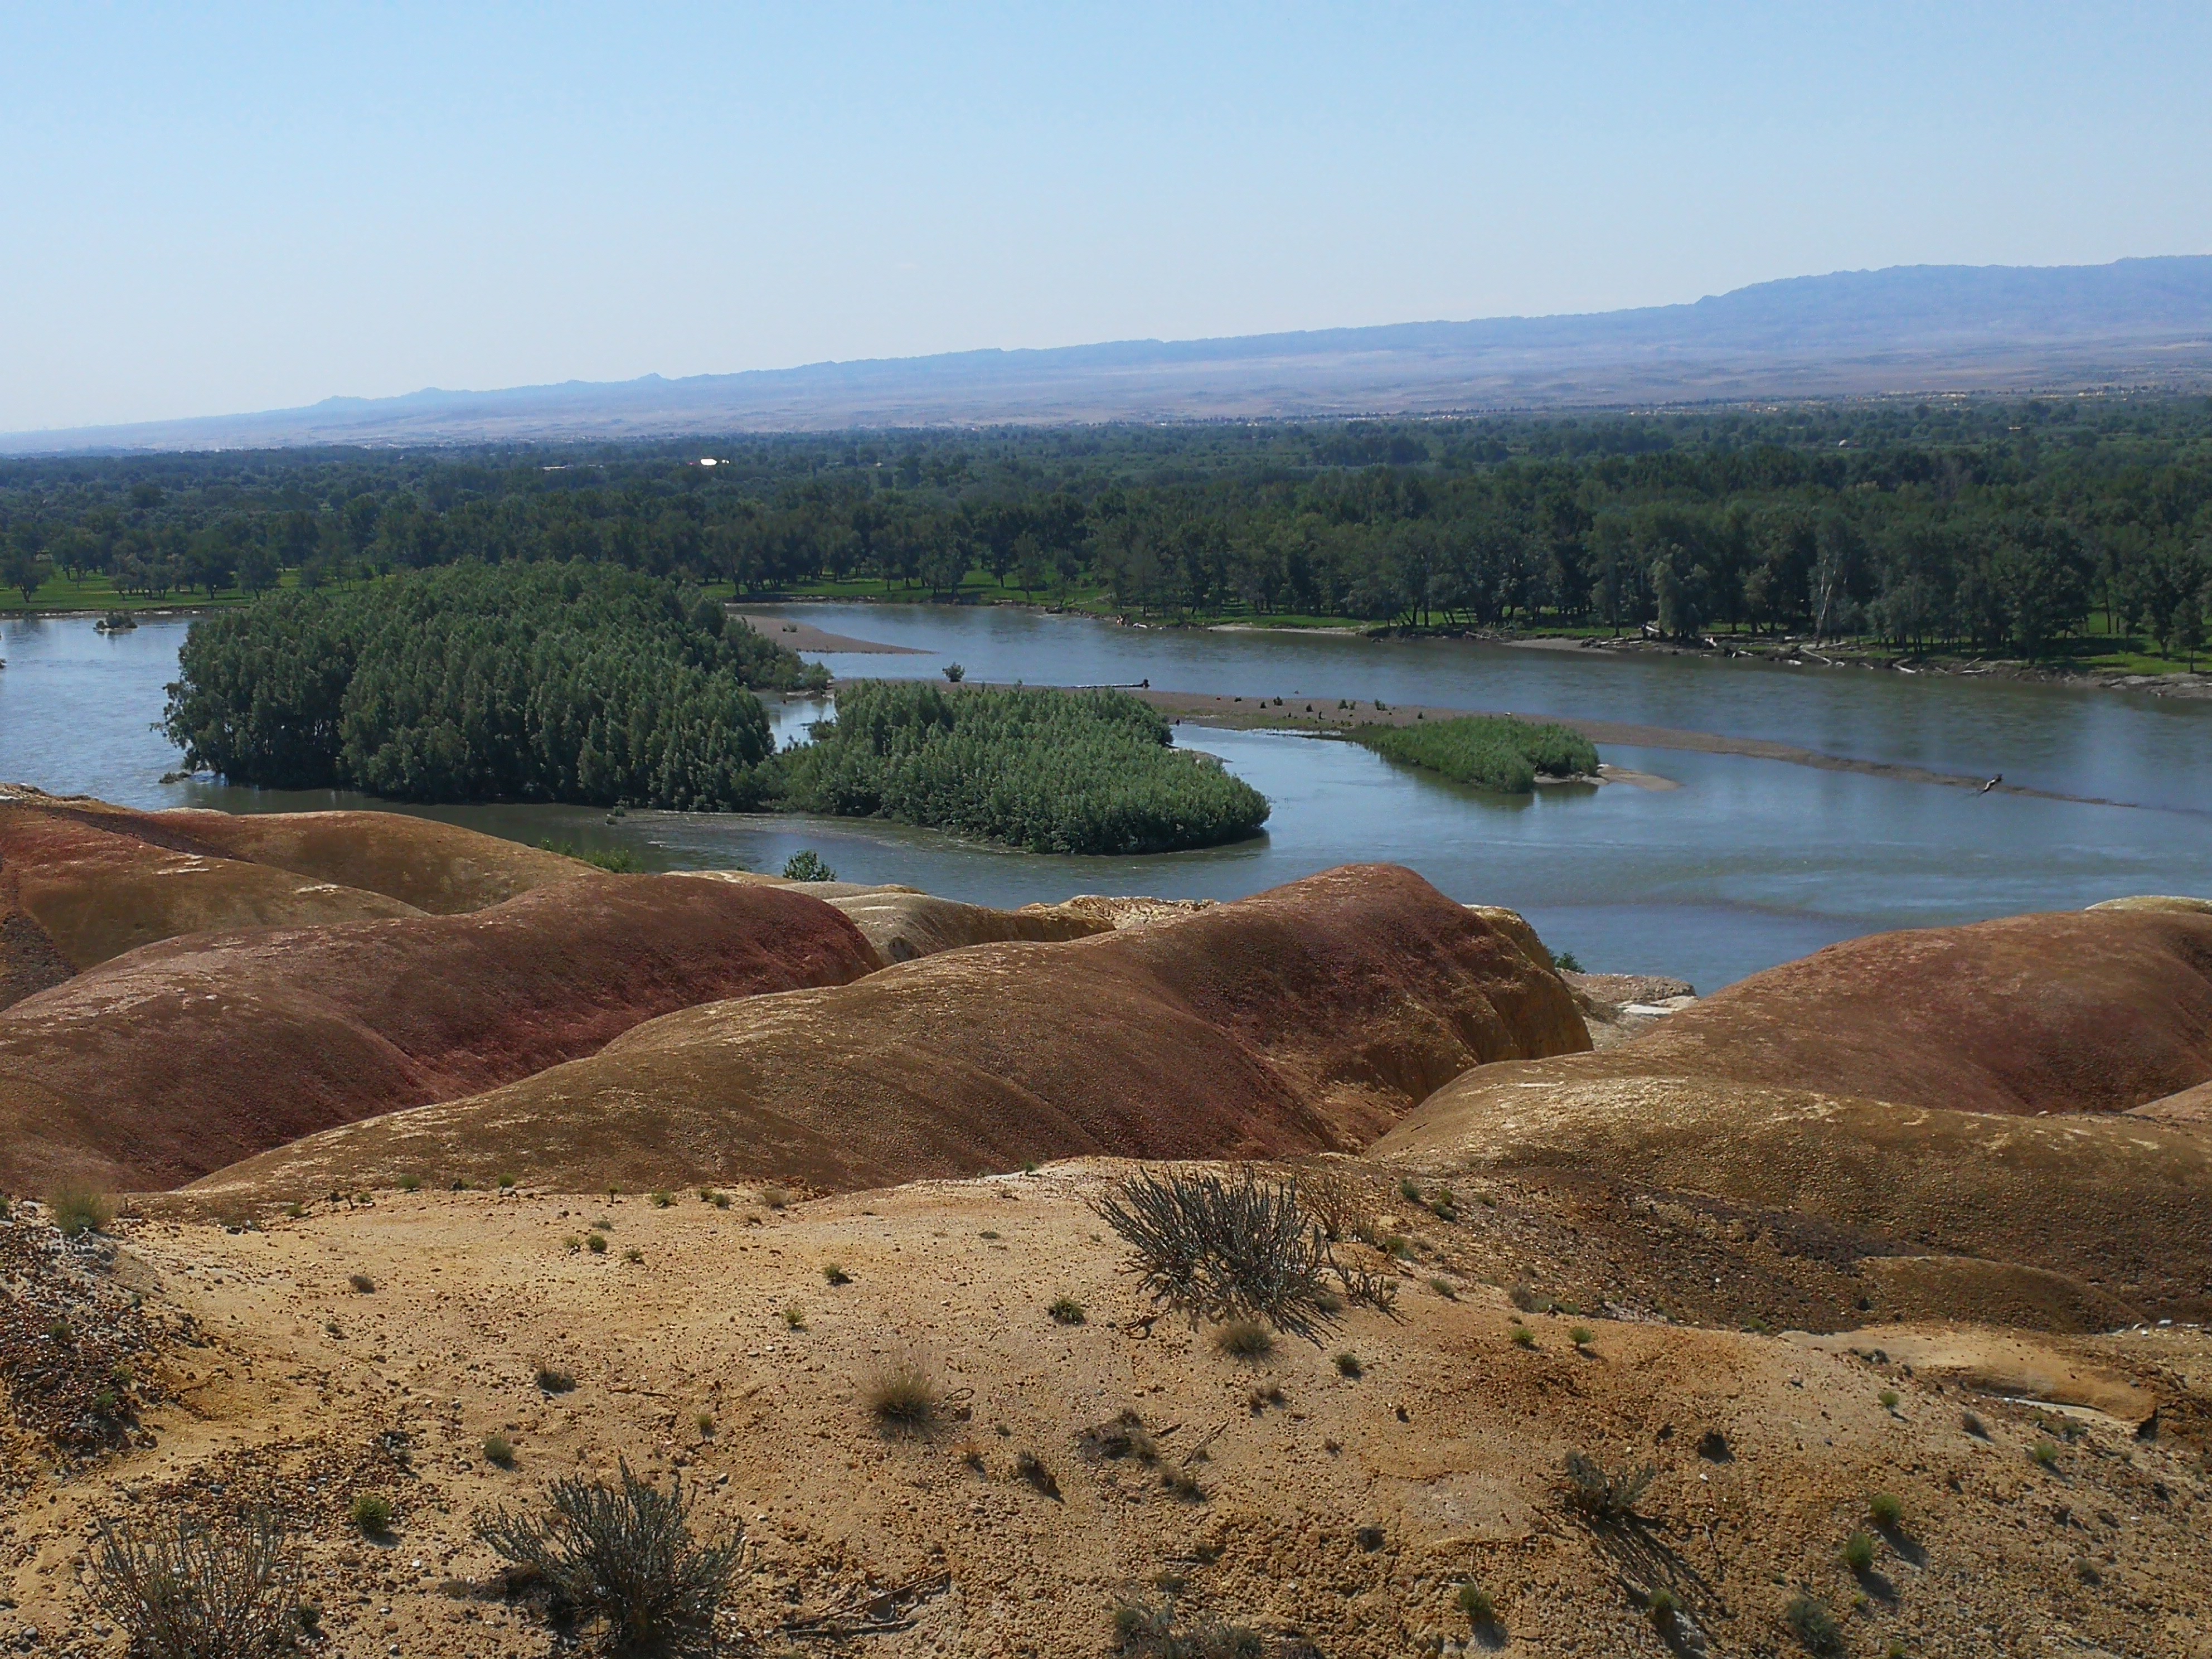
3,804,2210,1658
477,1461,739,1651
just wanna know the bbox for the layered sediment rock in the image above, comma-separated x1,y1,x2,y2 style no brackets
1380,903,2212,1321
0,788,599,1005
192,865,1590,1198
0,876,879,1192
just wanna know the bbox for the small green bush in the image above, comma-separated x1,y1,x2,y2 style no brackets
350,1493,394,1535
1335,1351,1362,1379
783,1306,806,1331
1456,1582,1495,1624
1212,1319,1274,1359
1511,1327,1537,1350
347,1272,375,1293
1569,1325,1595,1347
1428,1276,1457,1300
822,1262,851,1286
47,1187,114,1239
396,1174,422,1192
586,1233,608,1255
1647,1586,1679,1627
783,849,837,882
1867,1491,1904,1530
537,838,642,872
2030,1439,2060,1469
1879,1389,1900,1411
649,1190,674,1209
536,1365,576,1394
1048,1296,1086,1325
483,1433,515,1468
1784,1593,1844,1656
1842,1530,1875,1573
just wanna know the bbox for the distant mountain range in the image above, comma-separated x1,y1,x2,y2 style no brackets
10,255,2212,453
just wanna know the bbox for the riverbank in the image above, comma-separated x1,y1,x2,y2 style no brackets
1133,688,2159,807
733,591,2212,698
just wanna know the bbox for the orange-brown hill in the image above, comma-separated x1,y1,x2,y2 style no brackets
1379,905,2212,1322
193,865,1590,1200
0,876,879,1195
0,789,597,1004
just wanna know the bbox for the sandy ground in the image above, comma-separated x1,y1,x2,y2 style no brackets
1127,691,2137,806
7,1171,2210,1658
734,615,926,655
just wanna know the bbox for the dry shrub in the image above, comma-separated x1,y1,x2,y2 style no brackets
89,1508,298,1659
1562,1451,1655,1522
1212,1319,1274,1360
1783,1593,1844,1656
477,1459,738,1653
1078,1409,1158,1464
1112,1597,1260,1658
863,1352,939,1429
1293,1163,1376,1243
1093,1166,1393,1341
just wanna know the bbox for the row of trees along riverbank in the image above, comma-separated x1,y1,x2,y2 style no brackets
7,399,2211,665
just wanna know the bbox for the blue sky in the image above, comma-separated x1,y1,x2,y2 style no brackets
5,2,2208,431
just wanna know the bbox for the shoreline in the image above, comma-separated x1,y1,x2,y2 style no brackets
1132,688,2172,809
734,594,2212,700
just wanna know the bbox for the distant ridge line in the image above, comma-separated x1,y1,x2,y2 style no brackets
8,254,2212,453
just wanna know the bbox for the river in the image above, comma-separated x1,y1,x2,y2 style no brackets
4,605,2208,989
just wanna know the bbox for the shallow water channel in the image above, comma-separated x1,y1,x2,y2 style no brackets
4,605,2209,989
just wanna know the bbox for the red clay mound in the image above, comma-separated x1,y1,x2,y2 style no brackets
157,806,598,914
1,788,603,1006
1380,906,2212,1322
193,864,1590,1199
0,876,879,1194
1594,906,2212,1114
1,790,424,987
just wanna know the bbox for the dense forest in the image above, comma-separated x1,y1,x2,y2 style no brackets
8,396,2212,662
164,564,821,809
164,565,1263,849
781,681,1270,853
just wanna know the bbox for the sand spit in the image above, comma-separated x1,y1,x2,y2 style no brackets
1132,691,2156,806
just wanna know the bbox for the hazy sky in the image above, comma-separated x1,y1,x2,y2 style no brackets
7,2,2209,432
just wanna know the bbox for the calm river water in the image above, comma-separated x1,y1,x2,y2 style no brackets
4,606,2208,989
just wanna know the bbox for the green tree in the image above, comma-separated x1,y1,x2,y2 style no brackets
1,535,45,604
